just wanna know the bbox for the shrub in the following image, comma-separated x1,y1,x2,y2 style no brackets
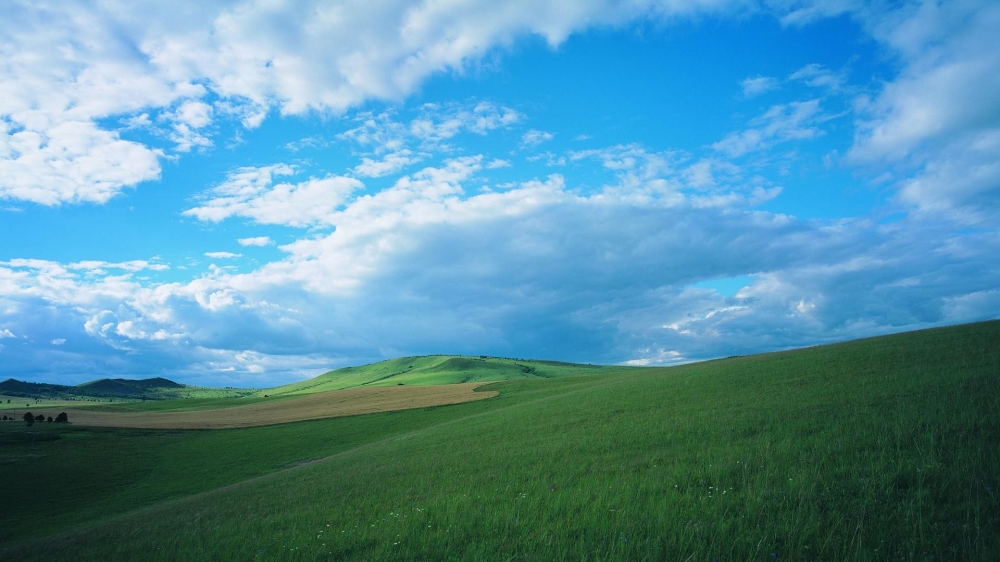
47,416,53,422
23,412,34,426
35,414,45,422
55,412,68,423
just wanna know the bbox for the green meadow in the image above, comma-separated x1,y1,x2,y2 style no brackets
256,354,629,396
1,321,998,560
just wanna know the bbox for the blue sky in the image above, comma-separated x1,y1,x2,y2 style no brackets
2,0,999,387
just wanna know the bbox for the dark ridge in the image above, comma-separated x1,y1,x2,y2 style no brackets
0,378,72,396
78,377,184,394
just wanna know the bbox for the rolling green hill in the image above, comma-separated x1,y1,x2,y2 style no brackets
1,320,998,560
257,354,631,396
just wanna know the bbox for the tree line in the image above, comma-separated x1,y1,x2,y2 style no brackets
0,412,69,424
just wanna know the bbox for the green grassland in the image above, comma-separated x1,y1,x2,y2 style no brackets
0,395,84,411
256,354,629,397
62,356,624,414
1,321,998,560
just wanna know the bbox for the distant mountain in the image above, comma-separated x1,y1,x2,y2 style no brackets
0,376,185,400
78,377,184,395
0,378,72,397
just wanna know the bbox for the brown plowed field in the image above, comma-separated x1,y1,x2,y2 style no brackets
34,383,497,429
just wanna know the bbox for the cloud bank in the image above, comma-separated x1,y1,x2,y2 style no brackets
1,0,999,385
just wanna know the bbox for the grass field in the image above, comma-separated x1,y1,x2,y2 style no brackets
28,383,496,429
0,396,85,412
1,321,998,560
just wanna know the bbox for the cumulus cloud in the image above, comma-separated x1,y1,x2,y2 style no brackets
184,165,363,227
846,0,1000,222
4,0,1000,386
205,252,242,259
1,0,744,206
4,0,992,221
167,100,214,152
0,120,163,205
3,165,998,384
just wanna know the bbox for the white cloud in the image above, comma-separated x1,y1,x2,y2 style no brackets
166,100,214,152
184,165,363,227
175,100,213,129
1,0,748,206
352,150,420,178
846,0,1000,222
3,0,1000,385
0,329,15,339
521,129,555,147
409,102,521,143
66,260,169,273
238,236,272,247
1,148,999,385
0,120,163,205
566,144,776,207
788,63,846,92
284,135,329,152
713,99,826,157
740,75,779,97
776,0,862,26
50,338,66,345
205,252,242,259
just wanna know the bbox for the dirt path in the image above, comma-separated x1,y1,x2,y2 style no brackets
35,383,497,429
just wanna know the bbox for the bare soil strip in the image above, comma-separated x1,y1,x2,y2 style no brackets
33,383,497,429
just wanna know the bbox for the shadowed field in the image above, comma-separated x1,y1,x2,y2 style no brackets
26,383,497,429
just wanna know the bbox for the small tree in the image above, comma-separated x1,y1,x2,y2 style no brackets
34,414,45,422
1,415,6,421
23,412,34,426
46,416,53,422
56,412,68,423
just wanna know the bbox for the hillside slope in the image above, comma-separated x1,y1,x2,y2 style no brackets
259,354,631,396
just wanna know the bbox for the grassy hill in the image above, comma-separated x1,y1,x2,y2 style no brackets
258,354,629,396
0,376,252,404
1,320,998,560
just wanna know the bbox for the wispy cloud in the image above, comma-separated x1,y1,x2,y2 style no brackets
740,75,780,98
521,129,555,147
713,99,826,157
238,236,272,247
